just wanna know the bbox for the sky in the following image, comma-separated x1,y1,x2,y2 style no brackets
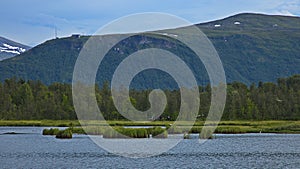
1,0,300,46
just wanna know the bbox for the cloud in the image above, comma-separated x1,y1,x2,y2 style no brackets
22,14,70,29
272,10,295,16
272,0,300,16
21,13,98,39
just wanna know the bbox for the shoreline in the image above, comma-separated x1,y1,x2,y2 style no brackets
0,120,299,134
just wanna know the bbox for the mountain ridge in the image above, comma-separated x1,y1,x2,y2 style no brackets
198,13,300,29
0,13,300,88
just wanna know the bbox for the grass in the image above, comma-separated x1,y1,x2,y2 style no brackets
2,120,300,134
41,120,300,140
55,129,72,139
262,124,300,133
42,128,60,135
0,120,80,127
54,126,169,138
150,127,168,138
102,126,168,138
43,128,73,139
103,127,150,138
215,127,247,134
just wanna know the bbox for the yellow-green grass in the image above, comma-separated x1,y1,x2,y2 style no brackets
1,120,299,134
55,129,72,139
0,120,80,127
42,128,60,135
103,127,149,138
0,120,196,127
43,128,73,139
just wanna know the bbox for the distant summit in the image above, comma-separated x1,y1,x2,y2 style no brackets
0,36,31,61
198,13,300,30
0,13,300,88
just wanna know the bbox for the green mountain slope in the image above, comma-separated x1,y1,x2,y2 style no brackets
0,13,299,88
199,13,300,84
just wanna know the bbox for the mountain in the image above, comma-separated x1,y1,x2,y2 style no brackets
0,36,31,61
197,13,300,84
0,13,300,88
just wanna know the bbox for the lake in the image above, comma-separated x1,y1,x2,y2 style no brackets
0,127,299,168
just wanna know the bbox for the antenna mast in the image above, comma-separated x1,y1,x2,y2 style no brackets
54,26,57,38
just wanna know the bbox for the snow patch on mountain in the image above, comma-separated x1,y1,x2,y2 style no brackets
1,43,26,55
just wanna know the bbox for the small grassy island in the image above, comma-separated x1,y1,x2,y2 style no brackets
42,128,72,139
42,126,168,139
35,120,300,139
55,129,72,139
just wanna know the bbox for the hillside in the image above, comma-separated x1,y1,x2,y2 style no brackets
0,13,300,88
0,36,31,61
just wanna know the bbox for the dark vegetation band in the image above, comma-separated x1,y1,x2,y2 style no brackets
0,74,300,120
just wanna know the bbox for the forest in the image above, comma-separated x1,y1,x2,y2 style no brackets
0,74,300,121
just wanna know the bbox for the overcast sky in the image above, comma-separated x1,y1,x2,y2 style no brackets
1,0,300,46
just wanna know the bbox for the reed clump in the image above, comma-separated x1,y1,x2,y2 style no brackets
55,129,72,139
102,127,169,138
42,128,60,135
151,127,168,138
103,127,150,138
215,127,247,134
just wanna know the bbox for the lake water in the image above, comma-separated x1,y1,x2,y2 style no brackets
0,127,299,168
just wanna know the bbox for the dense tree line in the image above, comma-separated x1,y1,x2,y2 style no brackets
0,75,300,120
